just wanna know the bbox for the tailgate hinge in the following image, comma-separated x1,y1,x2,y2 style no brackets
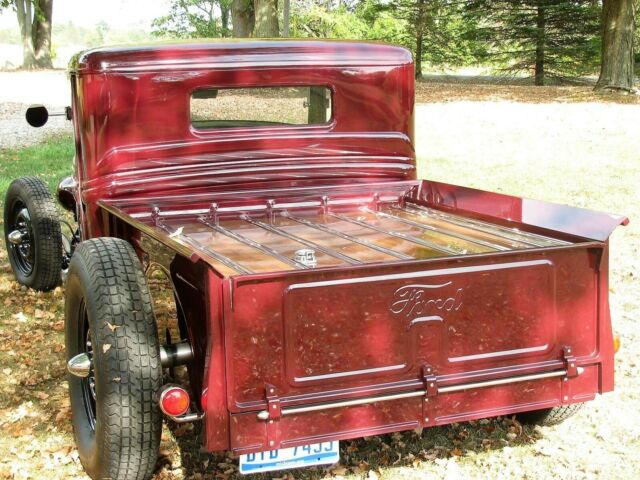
421,365,438,426
561,345,578,405
562,346,578,378
264,384,281,449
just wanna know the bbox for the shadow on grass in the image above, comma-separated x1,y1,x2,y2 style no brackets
160,415,543,479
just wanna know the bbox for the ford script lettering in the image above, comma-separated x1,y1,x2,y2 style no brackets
390,281,463,319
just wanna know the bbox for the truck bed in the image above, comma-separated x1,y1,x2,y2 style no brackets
99,180,584,277
156,203,569,274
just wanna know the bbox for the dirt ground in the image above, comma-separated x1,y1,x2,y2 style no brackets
0,71,638,479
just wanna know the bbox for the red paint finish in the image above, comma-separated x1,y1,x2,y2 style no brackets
223,247,602,407
67,41,624,456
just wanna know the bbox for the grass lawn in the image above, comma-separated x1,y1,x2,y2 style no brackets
0,98,638,480
0,134,74,221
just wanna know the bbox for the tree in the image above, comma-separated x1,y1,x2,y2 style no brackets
595,0,636,92
466,0,601,85
152,0,232,38
1,0,54,69
253,0,278,37
283,0,290,37
389,0,481,79
392,0,428,79
231,0,254,37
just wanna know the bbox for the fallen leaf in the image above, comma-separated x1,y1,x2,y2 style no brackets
331,465,348,476
103,344,111,353
35,391,49,400
106,322,120,331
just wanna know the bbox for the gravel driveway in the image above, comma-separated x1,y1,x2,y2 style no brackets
0,71,72,149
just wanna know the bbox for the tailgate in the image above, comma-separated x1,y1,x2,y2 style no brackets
224,245,602,411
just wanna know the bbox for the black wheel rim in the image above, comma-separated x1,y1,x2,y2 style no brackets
79,300,97,431
8,202,34,276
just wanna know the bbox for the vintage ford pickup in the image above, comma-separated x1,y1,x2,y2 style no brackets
3,40,626,479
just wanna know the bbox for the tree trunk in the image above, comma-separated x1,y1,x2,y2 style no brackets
534,3,546,86
415,33,423,79
283,0,290,37
33,0,54,69
232,0,254,37
16,0,36,69
253,0,278,38
414,0,426,79
221,4,231,37
595,0,636,92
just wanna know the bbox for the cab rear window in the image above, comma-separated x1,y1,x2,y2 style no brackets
190,86,332,129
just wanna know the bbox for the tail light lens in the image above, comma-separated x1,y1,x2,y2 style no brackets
159,385,190,417
613,335,621,353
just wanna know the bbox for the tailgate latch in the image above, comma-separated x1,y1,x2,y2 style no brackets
422,365,438,397
562,346,579,378
421,365,438,426
265,383,281,420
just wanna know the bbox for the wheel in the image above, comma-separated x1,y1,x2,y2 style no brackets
65,237,163,480
516,403,584,426
3,176,62,291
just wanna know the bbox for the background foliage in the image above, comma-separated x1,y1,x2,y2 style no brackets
148,0,637,84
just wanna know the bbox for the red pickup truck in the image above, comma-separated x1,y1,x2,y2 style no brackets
3,40,626,480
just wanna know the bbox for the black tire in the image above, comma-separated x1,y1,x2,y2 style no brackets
4,176,62,291
517,403,584,426
65,238,163,480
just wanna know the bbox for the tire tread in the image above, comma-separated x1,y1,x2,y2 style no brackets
70,237,162,480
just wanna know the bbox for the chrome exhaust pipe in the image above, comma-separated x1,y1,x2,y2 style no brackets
67,342,192,378
160,342,193,368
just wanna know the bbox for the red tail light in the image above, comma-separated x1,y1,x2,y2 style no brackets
201,388,208,411
159,385,190,417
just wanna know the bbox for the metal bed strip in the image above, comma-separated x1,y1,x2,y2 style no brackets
405,203,570,247
257,367,582,420
241,214,362,265
329,212,460,255
281,211,413,260
370,207,509,251
155,219,252,274
198,216,308,269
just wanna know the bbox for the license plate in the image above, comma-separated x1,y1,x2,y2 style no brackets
239,441,339,474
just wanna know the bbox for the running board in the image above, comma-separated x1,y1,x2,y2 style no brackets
256,367,584,420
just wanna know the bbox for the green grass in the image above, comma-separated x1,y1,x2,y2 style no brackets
0,135,74,211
